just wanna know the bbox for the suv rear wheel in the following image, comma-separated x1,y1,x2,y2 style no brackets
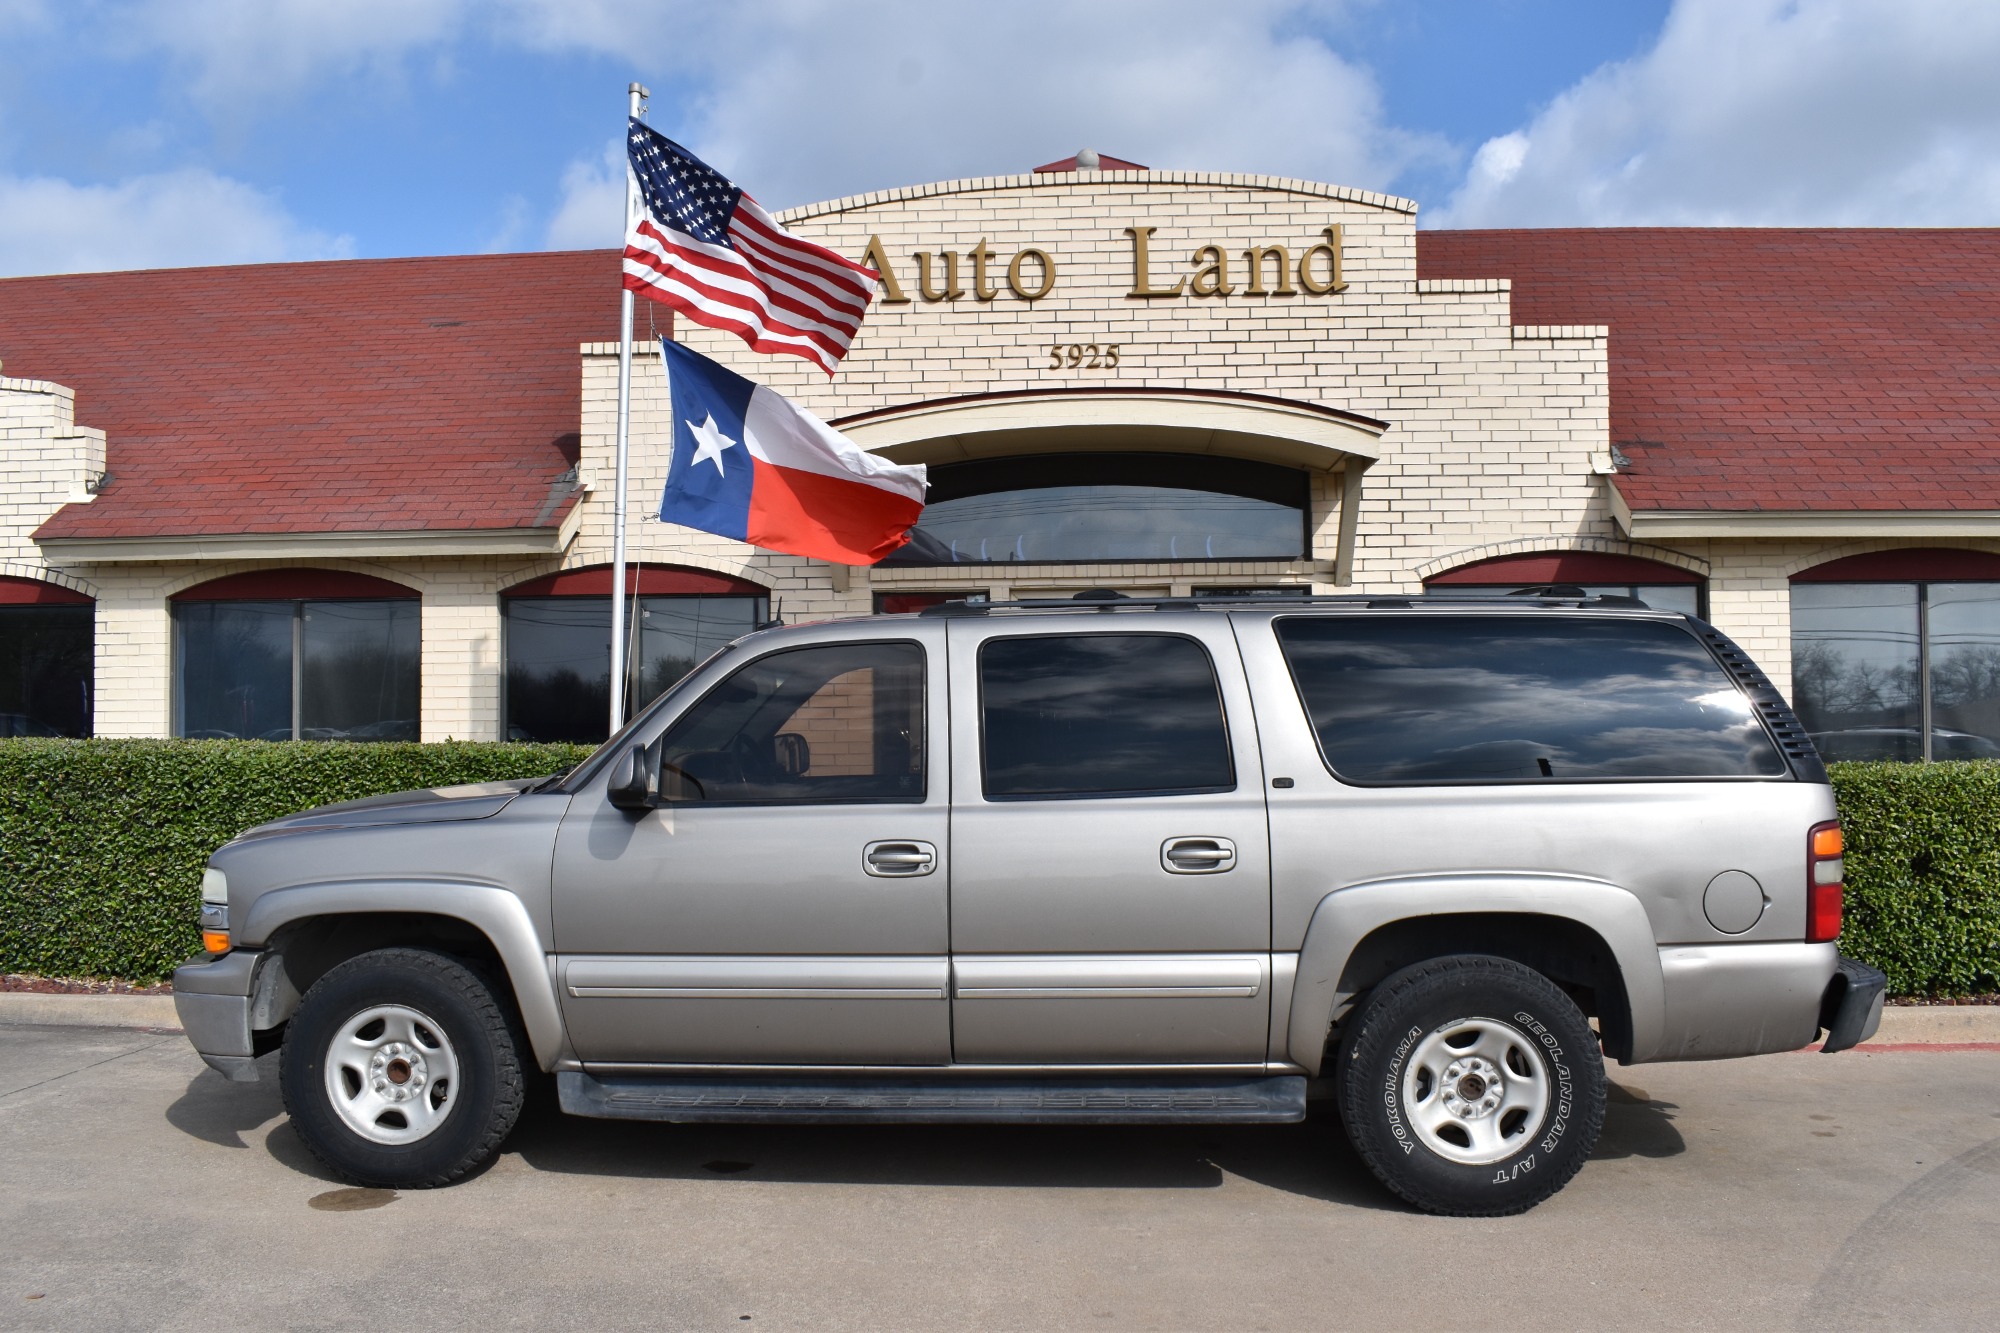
280,947,526,1188
1335,954,1606,1216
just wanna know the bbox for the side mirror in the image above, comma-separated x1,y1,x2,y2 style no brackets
606,743,653,812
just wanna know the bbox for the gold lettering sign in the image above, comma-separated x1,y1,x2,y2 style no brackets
862,225,1347,305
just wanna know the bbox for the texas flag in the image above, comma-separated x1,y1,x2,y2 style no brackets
657,338,926,564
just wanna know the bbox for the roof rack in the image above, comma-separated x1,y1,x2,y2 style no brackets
915,589,1659,617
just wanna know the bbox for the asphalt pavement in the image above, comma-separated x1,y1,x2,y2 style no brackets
0,1022,1995,1331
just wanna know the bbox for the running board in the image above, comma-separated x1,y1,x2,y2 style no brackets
557,1072,1307,1125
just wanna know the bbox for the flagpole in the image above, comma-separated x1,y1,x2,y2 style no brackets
609,80,648,733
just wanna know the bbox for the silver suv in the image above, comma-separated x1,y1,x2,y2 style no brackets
174,594,1885,1216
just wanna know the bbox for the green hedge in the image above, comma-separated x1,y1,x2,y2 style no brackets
1828,761,2000,997
1,742,1995,994
0,739,593,982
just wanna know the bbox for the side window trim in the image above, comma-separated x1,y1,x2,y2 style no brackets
975,629,1238,802
649,637,930,808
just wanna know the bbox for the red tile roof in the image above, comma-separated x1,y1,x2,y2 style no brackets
1418,228,2000,513
3,252,623,540
8,229,1991,542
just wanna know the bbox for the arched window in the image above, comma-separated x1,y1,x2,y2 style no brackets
171,570,419,741
1791,548,2000,762
501,565,768,743
1426,551,1706,618
1,576,93,737
878,453,1310,565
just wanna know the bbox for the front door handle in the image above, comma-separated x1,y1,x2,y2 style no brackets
865,840,937,877
1162,836,1237,874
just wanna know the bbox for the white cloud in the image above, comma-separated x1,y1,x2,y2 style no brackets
543,137,625,250
1435,0,2000,227
0,168,351,276
104,0,465,113
519,0,1446,222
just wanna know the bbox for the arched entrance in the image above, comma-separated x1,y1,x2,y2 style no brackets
836,388,1387,599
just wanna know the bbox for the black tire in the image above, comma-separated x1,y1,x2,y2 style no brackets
1335,954,1606,1216
280,947,526,1188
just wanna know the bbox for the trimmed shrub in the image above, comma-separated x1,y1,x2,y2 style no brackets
1829,761,2000,997
2,742,1995,995
0,739,593,981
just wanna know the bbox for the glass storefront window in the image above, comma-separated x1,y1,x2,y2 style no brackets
1789,581,2000,762
175,599,418,741
1917,584,2000,760
881,453,1308,566
504,594,766,743
0,604,93,737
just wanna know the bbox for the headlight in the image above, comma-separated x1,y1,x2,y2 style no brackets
200,868,230,952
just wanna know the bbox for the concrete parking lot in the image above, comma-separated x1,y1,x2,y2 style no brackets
1,1022,1995,1332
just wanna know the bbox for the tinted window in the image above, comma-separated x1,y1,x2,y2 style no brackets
980,634,1233,798
880,453,1308,565
176,601,296,739
175,599,419,741
504,594,765,743
1790,584,1922,761
300,601,420,740
0,605,93,737
1790,580,2000,762
1276,616,1788,783
656,641,923,804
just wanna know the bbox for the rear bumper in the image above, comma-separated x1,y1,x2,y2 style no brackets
1647,941,1837,1061
1818,956,1887,1054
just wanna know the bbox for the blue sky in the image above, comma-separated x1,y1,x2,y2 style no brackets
0,1,1995,276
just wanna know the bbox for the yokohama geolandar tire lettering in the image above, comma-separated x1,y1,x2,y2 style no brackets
280,947,527,1189
1335,954,1606,1216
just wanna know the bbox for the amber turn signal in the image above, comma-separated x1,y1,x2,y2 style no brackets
202,931,230,954
1811,826,1844,857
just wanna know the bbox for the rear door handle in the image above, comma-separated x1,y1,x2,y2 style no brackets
865,840,937,877
1162,837,1237,874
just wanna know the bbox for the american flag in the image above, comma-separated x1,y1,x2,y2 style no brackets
622,121,877,376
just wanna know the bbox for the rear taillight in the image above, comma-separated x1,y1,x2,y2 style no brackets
1807,820,1843,942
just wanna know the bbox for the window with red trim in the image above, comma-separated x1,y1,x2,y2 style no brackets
172,569,419,741
1,577,93,737
1791,550,2000,763
1426,552,1706,618
501,565,768,743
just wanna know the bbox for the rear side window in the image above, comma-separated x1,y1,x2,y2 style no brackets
980,633,1234,798
1275,616,1789,783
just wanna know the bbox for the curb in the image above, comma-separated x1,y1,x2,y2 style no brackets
0,993,181,1031
1869,1005,2000,1045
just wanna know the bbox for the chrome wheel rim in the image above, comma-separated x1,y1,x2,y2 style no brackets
323,1004,460,1145
1401,1016,1550,1165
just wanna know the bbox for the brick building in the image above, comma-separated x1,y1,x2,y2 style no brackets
4,158,1998,758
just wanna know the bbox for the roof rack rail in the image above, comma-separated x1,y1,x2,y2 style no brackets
913,591,1661,617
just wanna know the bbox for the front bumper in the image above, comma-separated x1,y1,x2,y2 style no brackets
1818,956,1887,1053
173,950,267,1082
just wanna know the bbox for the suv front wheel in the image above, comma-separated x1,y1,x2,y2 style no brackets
280,947,526,1188
1335,954,1606,1216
